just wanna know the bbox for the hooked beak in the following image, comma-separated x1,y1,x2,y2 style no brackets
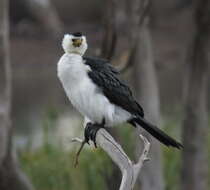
72,38,83,47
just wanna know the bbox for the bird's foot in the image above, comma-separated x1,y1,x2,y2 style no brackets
85,122,104,148
73,121,104,167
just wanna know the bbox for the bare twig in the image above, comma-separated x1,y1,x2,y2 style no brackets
72,128,150,190
71,137,84,143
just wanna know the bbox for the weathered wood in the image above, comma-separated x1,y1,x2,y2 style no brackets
72,129,150,190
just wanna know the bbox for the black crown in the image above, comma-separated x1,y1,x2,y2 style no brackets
72,32,82,37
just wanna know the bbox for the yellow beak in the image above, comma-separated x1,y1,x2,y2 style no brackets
73,39,83,47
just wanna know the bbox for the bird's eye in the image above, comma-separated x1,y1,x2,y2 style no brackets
72,39,76,42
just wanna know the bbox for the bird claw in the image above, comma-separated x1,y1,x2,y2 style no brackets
85,122,103,148
73,122,104,167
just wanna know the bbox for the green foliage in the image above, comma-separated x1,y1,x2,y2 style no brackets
116,123,136,158
163,114,210,190
162,117,182,190
163,147,181,190
21,144,72,190
20,109,114,190
20,144,113,190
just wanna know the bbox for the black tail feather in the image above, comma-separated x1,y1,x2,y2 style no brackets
133,117,183,149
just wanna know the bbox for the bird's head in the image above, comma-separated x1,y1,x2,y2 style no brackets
62,32,87,56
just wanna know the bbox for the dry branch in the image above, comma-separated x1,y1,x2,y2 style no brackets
72,128,150,190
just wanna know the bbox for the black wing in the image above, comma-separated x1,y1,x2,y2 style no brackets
83,56,144,117
83,56,119,74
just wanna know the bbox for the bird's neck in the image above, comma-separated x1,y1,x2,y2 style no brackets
66,52,83,57
62,53,83,66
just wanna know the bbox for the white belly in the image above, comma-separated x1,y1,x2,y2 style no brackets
57,53,131,126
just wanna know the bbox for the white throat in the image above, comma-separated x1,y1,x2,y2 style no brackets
57,53,90,85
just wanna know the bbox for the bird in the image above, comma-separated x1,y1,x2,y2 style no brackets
57,32,183,149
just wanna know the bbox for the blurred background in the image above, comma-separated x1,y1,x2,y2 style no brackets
0,0,209,190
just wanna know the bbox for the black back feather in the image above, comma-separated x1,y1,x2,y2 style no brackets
83,56,144,117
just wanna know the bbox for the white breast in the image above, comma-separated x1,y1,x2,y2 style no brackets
57,53,131,126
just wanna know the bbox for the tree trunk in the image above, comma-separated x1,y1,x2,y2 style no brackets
101,0,148,62
22,0,63,39
101,0,118,60
133,22,164,190
0,0,12,168
181,1,210,190
0,0,34,189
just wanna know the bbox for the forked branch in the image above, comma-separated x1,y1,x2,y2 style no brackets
72,128,150,190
